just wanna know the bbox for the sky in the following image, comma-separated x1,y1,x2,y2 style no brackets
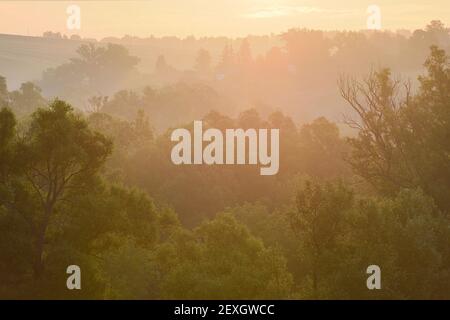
0,0,449,39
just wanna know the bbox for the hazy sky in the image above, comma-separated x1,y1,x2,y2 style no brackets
0,0,449,38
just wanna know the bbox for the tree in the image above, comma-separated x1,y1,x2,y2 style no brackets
86,95,109,113
344,188,450,299
298,117,349,178
0,103,171,298
282,29,330,73
68,186,171,299
411,46,450,210
155,55,173,76
158,214,293,299
133,109,153,142
43,31,63,39
339,47,450,211
9,82,46,116
71,43,140,75
217,43,235,73
0,76,8,107
288,180,353,298
40,43,140,106
0,107,16,198
194,49,211,74
14,99,112,279
237,38,253,67
425,20,450,47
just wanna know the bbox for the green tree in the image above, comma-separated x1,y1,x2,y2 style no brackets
9,82,46,116
298,117,349,178
342,188,450,299
340,47,450,212
288,180,353,298
0,76,9,107
40,43,140,106
13,99,112,279
157,214,293,299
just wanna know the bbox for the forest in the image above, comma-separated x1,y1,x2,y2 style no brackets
0,22,449,299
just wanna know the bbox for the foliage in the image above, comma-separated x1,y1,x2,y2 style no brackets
0,41,449,300
339,46,450,212
157,214,293,299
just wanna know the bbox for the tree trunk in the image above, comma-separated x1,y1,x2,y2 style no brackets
33,205,52,280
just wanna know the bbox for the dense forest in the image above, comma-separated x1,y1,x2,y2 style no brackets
0,22,449,299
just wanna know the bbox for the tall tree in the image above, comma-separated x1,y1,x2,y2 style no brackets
0,76,8,107
14,99,112,279
288,181,353,298
339,47,450,211
238,38,253,67
194,49,212,74
9,82,46,116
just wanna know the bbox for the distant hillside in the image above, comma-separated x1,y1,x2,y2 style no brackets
0,33,279,90
0,34,89,89
1,26,445,130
